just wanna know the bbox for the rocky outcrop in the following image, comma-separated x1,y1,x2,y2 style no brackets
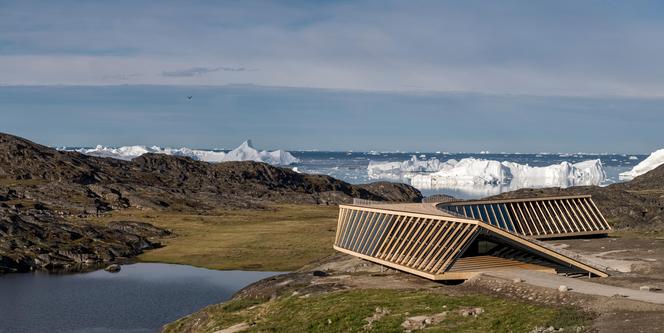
0,132,422,274
0,205,169,274
0,133,422,214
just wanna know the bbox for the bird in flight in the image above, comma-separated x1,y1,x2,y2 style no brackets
187,96,193,100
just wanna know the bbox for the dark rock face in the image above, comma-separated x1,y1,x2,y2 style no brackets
104,264,121,273
0,132,422,274
0,206,169,274
0,133,423,213
488,164,664,229
356,182,424,203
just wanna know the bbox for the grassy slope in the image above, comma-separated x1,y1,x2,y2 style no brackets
79,204,592,332
163,289,588,333
81,204,339,271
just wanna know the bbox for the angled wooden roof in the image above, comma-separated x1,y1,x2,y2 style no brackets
436,195,611,239
334,202,608,280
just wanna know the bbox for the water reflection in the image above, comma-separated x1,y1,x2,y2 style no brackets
0,263,281,333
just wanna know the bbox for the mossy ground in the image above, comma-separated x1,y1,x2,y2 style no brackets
163,289,589,333
82,204,339,271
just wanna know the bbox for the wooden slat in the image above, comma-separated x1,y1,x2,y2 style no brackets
416,221,453,270
411,220,447,266
528,201,552,234
503,203,522,234
432,224,475,273
368,214,393,256
520,201,542,236
553,200,576,232
334,207,346,244
511,202,534,236
333,204,609,281
374,214,405,257
535,200,559,234
405,219,441,267
516,202,537,236
495,203,511,232
587,197,611,229
542,200,566,233
413,221,449,269
479,204,488,224
391,216,423,262
422,222,465,272
348,211,374,251
447,256,555,273
334,245,435,280
342,210,365,248
436,224,478,274
573,198,596,230
380,215,413,259
557,199,577,232
335,207,350,245
561,199,585,232
488,204,502,229
577,198,600,230
569,198,592,231
386,216,420,262
340,204,481,224
479,222,608,277
425,223,466,273
349,211,373,251
398,217,430,263
400,219,435,265
445,194,592,206
437,194,611,238
356,213,384,254
335,208,348,245
468,205,476,219
505,203,523,235
338,209,357,247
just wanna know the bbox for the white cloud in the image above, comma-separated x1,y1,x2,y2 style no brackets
2,1,664,97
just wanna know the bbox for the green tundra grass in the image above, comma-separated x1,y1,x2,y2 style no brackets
83,204,340,271
163,289,589,333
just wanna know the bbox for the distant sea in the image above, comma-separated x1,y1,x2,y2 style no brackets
287,151,642,199
63,148,644,200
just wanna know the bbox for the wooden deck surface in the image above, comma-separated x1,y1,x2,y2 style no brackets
447,255,556,273
350,202,457,217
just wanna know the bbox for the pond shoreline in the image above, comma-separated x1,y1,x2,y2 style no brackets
0,262,281,333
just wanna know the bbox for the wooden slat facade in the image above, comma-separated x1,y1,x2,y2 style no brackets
334,203,609,280
437,195,611,239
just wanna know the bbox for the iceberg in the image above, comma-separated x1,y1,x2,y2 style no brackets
223,140,300,165
77,145,154,160
412,158,511,185
367,155,443,180
619,149,664,180
67,140,300,165
369,156,606,189
500,159,606,187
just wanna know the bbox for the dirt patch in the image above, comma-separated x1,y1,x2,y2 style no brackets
212,323,249,333
558,236,664,291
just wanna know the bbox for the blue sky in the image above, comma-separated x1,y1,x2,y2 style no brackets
0,1,662,152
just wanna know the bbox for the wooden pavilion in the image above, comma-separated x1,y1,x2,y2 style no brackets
333,197,610,281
